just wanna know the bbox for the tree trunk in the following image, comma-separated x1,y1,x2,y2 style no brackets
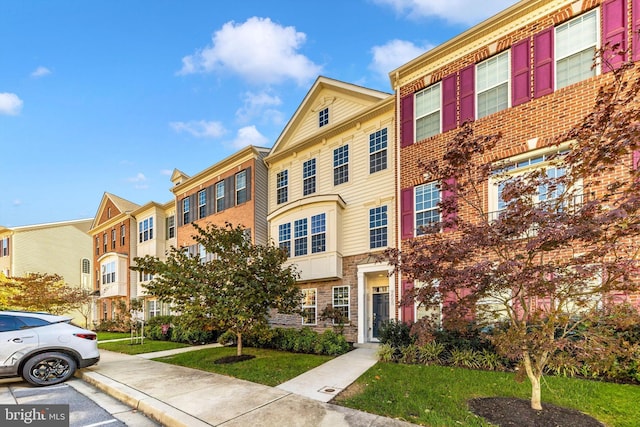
236,332,243,356
523,352,543,410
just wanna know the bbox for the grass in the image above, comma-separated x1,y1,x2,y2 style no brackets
96,332,131,341
98,339,190,354
153,346,333,386
333,362,640,427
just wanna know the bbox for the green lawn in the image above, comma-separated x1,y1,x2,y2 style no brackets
333,362,640,427
98,339,190,354
96,332,131,341
153,346,333,386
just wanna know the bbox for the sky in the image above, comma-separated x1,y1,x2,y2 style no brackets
0,0,519,227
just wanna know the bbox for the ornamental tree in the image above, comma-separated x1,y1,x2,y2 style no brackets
132,222,301,356
387,57,640,410
1,272,92,316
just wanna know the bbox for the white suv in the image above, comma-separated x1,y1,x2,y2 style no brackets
0,311,100,386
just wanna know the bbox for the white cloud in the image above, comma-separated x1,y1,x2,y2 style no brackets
0,93,23,115
373,0,519,26
160,169,173,176
370,39,433,79
229,125,269,149
12,199,23,207
236,91,283,123
31,66,51,78
127,173,148,189
170,120,226,138
178,17,322,86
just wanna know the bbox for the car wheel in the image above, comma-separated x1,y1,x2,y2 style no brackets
22,352,77,386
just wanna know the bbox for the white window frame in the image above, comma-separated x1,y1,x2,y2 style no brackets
302,288,317,325
278,223,291,255
415,182,441,236
332,286,350,322
369,128,388,173
369,205,388,249
198,189,207,219
319,107,329,127
555,9,599,90
415,82,441,140
303,158,316,196
277,170,288,204
310,213,326,254
215,181,225,212
138,217,154,243
236,170,247,204
333,145,349,185
476,50,510,119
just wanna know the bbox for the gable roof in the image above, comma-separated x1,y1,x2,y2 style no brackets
90,192,140,230
267,76,392,161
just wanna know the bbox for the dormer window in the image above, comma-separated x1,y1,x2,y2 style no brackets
319,107,329,127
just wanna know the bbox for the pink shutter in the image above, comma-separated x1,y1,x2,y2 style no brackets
511,38,531,106
442,74,457,132
534,27,554,98
633,0,640,61
602,0,628,72
441,177,458,232
633,150,640,170
402,280,415,324
401,187,414,240
400,94,414,148
459,65,475,123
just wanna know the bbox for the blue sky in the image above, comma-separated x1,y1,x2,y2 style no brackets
0,0,518,227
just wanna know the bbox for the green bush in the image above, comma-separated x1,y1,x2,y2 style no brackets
377,343,395,362
247,326,351,356
417,341,445,364
378,320,414,348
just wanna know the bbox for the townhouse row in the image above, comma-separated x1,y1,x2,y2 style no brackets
2,0,638,340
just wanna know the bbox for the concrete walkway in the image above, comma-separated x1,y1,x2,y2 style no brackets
77,345,418,427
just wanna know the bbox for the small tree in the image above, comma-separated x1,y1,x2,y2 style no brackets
3,272,92,315
132,222,301,356
388,57,640,410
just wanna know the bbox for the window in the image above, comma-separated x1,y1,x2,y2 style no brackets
198,190,207,219
332,286,350,321
215,181,225,212
477,51,509,118
415,83,441,140
415,182,441,235
166,216,175,239
319,107,329,127
102,302,108,321
303,159,316,196
101,261,116,284
302,289,317,325
147,300,161,318
236,170,247,204
198,243,207,264
82,258,90,274
139,271,154,282
333,145,349,185
103,233,107,252
278,223,291,255
294,218,308,256
182,197,190,224
139,217,154,243
111,229,116,249
120,225,126,246
555,9,598,90
1,237,8,257
95,236,99,256
277,170,288,204
369,128,388,173
494,153,569,214
311,213,326,253
370,206,388,249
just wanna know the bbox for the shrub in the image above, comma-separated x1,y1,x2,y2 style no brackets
218,330,237,346
400,344,420,364
315,330,351,355
417,341,445,364
377,343,395,362
449,348,479,369
378,320,414,348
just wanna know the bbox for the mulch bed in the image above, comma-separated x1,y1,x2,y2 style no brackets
468,397,605,427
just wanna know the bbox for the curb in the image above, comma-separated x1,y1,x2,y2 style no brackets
77,370,211,427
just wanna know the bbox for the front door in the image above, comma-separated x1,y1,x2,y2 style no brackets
372,293,389,339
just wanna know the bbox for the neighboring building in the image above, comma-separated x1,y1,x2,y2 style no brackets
392,0,640,321
131,200,177,320
170,145,270,249
0,219,93,324
265,76,396,343
89,193,140,324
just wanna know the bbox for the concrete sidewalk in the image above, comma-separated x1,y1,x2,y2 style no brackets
78,346,418,427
